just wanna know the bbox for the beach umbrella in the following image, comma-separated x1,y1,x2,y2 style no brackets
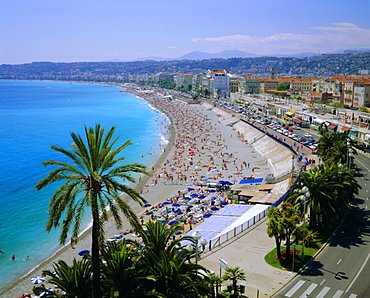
198,195,206,199
162,201,170,205
143,203,151,207
210,207,219,211
31,276,45,284
188,187,195,191
78,249,90,256
168,220,177,225
172,203,180,207
218,180,226,184
190,193,198,197
201,177,208,181
183,196,191,200
221,201,228,205
173,209,182,213
203,213,213,218
208,189,216,193
215,185,222,188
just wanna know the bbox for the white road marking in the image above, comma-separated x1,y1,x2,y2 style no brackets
320,279,326,285
345,252,370,293
349,294,357,298
316,286,330,297
285,280,305,297
337,259,342,265
333,290,344,298
299,283,317,298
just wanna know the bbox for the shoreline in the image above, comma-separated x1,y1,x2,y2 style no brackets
0,85,177,297
1,83,294,297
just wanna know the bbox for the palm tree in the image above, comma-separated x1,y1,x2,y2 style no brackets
317,132,356,164
222,266,246,298
100,239,142,297
136,220,211,297
267,207,285,260
36,124,148,298
40,259,93,298
285,162,360,231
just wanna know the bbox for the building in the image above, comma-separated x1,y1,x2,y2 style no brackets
207,69,229,97
354,83,370,107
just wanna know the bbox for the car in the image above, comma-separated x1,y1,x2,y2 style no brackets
292,126,301,130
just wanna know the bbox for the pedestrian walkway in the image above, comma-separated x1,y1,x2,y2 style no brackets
278,279,358,298
199,218,294,298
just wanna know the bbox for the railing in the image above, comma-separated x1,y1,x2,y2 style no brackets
198,188,292,254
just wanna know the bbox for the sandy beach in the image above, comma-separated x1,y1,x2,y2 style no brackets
1,86,289,297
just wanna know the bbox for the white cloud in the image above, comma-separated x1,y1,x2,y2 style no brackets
191,23,370,54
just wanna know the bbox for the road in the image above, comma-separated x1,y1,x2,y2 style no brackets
272,153,370,298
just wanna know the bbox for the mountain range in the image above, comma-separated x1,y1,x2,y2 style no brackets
117,48,370,62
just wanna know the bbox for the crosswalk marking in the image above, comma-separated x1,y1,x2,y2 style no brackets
285,280,305,297
284,280,358,298
333,290,344,298
299,283,317,298
316,286,330,298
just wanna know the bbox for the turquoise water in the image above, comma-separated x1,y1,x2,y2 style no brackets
0,80,169,289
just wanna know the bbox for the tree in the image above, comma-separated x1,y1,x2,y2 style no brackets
267,207,285,260
276,83,290,91
317,132,356,164
38,259,93,298
100,239,142,297
135,220,211,297
285,162,360,231
267,203,301,259
36,124,148,298
222,266,246,298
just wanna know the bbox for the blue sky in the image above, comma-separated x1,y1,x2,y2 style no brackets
1,0,370,64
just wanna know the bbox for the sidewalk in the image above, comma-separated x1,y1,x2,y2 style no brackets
199,218,294,298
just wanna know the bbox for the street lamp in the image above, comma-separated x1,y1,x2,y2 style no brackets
186,244,193,263
300,186,310,260
192,230,202,264
200,238,208,253
347,141,354,169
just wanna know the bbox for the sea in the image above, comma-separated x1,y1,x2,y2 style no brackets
0,80,169,289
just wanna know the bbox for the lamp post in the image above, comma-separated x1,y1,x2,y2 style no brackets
200,238,208,253
292,244,296,273
192,230,202,264
347,141,354,169
186,244,193,263
300,186,310,260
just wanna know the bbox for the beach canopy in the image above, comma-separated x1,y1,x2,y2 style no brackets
208,189,216,192
188,187,195,191
203,213,213,218
31,276,45,284
221,201,228,205
162,201,170,205
201,177,208,181
143,203,151,207
210,207,219,211
168,221,177,225
78,250,90,256
215,185,222,188
173,209,182,213
239,178,263,184
172,203,180,207
190,193,198,197
198,195,206,199
183,196,191,200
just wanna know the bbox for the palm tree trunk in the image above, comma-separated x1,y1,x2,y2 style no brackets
275,237,282,260
91,196,101,298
